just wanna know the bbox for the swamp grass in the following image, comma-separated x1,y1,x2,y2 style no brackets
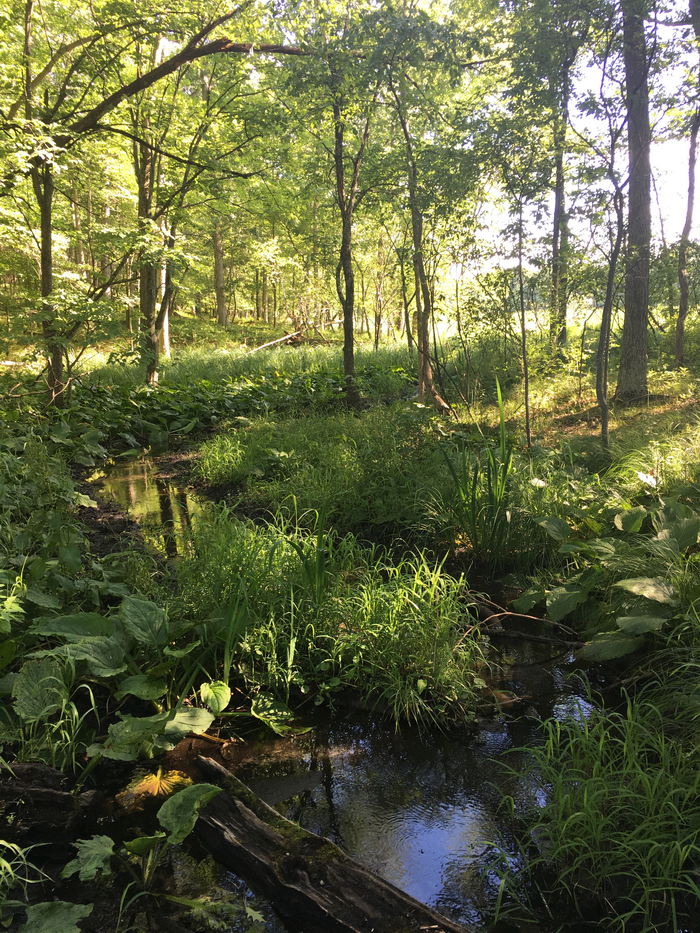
173,506,488,729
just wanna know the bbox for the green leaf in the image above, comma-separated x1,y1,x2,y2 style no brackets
250,694,307,735
199,681,231,714
61,835,114,881
614,506,647,533
546,584,589,622
119,596,169,647
12,658,69,723
615,615,667,635
157,784,221,846
160,707,215,741
30,613,112,641
614,577,677,604
536,516,570,541
88,707,215,761
21,902,92,933
245,904,265,923
164,640,200,657
511,586,545,613
654,517,700,550
123,833,166,856
115,674,167,701
59,636,127,678
578,633,644,661
24,587,62,609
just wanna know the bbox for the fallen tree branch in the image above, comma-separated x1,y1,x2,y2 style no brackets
246,330,303,353
195,756,467,933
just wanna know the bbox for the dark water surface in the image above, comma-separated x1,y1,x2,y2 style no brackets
98,458,595,931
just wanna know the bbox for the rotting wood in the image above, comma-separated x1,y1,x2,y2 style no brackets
195,755,468,933
246,330,304,354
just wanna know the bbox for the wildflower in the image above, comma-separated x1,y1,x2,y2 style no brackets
530,477,546,488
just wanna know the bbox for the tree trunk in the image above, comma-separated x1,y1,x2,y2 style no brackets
213,222,228,326
676,0,700,365
158,257,171,360
32,164,65,405
550,68,570,351
677,112,699,366
261,270,269,323
391,79,449,413
597,189,625,448
337,213,358,399
517,201,531,448
616,0,651,401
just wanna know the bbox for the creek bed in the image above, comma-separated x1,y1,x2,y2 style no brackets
96,457,596,931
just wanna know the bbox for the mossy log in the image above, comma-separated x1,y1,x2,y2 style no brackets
195,755,467,933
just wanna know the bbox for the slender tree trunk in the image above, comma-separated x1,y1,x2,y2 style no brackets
550,67,570,349
390,78,449,412
517,201,531,448
677,113,699,365
616,0,651,401
597,189,626,448
213,222,228,326
134,137,160,384
262,270,269,323
676,0,700,365
158,256,171,360
32,164,65,404
333,121,358,401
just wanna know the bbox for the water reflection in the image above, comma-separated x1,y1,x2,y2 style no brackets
235,650,595,930
96,459,203,555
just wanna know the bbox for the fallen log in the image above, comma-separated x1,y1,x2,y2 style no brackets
195,755,468,933
246,330,303,354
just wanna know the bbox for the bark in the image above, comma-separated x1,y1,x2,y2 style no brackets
676,0,700,365
616,0,651,401
333,103,359,403
194,756,467,933
390,78,450,414
134,136,160,384
676,112,699,365
517,201,531,448
597,188,625,448
213,222,228,326
550,66,570,349
32,164,65,405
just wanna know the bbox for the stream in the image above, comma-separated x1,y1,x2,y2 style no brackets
95,457,596,932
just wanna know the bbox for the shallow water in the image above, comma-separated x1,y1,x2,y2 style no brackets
233,648,592,930
98,457,595,931
94,458,203,555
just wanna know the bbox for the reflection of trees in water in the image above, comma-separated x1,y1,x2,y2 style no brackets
156,477,177,557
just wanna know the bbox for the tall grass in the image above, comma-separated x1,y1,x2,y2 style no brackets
173,506,486,728
497,691,700,932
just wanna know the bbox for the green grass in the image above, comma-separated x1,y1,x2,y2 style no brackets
173,506,487,728
497,687,700,932
195,403,452,543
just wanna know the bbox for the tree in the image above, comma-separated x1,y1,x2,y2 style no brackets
676,0,700,365
4,1,305,401
616,0,652,401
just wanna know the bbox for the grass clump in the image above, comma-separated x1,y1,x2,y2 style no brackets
498,688,700,932
174,507,487,729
